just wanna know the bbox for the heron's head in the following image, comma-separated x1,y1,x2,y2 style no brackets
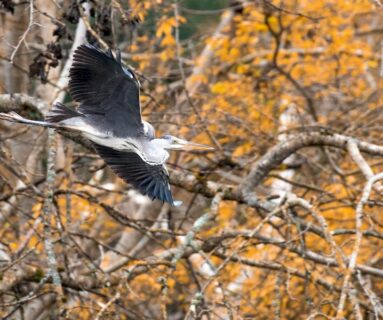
161,135,214,151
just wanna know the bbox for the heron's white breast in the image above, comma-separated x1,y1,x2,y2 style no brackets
60,117,131,150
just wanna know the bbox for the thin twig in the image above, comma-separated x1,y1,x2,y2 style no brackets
347,139,374,179
95,292,120,320
173,1,223,152
336,172,383,318
357,271,383,317
9,0,36,64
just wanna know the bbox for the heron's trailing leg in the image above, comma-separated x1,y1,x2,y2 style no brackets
0,112,61,129
0,111,87,134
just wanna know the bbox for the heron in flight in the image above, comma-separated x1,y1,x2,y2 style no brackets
2,45,213,205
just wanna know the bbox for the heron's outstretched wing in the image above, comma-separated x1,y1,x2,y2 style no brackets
69,44,142,137
93,144,175,205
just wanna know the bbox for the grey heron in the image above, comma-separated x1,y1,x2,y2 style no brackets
3,45,213,206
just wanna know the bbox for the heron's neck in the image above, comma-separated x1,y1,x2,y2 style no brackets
137,138,170,165
142,121,155,137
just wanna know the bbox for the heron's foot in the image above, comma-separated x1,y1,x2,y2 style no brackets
0,112,23,122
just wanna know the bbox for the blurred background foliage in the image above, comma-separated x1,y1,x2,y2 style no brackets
1,0,383,319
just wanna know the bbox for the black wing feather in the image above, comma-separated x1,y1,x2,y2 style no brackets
69,44,142,137
93,144,175,205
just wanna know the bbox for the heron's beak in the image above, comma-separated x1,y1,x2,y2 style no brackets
173,138,215,151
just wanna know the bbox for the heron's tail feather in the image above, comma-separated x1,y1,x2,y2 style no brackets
46,102,82,123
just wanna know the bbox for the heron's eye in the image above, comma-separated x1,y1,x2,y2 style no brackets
163,135,173,141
